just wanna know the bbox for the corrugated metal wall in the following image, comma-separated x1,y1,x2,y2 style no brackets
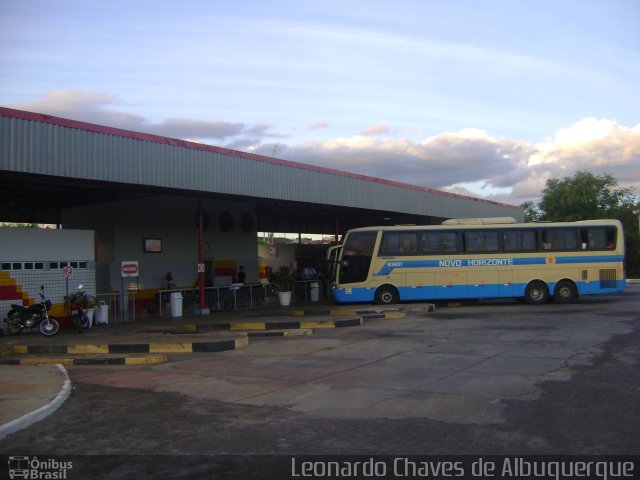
0,112,523,220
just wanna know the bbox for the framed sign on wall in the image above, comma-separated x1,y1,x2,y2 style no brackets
143,238,162,253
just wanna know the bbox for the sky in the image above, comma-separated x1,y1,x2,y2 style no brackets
1,0,639,206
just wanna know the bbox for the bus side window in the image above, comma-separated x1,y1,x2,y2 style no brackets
540,228,577,251
381,232,418,256
503,230,536,252
582,227,616,250
420,231,458,254
464,230,498,252
380,233,400,256
606,227,616,249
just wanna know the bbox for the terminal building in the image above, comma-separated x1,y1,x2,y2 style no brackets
0,107,523,317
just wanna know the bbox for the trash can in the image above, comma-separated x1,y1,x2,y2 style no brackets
170,292,183,317
310,282,320,302
95,302,109,325
86,308,95,328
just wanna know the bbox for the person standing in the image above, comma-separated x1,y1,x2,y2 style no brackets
303,264,317,280
237,265,246,283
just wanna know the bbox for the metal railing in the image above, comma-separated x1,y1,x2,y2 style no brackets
155,283,279,317
293,279,329,302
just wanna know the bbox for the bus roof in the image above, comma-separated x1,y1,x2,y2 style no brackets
345,219,622,233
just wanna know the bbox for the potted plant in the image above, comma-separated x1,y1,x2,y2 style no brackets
271,268,296,306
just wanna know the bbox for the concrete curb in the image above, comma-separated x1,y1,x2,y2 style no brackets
142,317,364,334
247,329,314,337
291,309,411,318
0,354,168,366
1,336,248,357
0,364,71,440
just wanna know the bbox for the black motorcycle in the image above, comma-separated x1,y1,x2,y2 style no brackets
4,285,60,336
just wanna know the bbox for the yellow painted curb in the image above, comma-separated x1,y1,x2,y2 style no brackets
68,344,110,354
149,343,193,353
11,345,28,355
300,321,336,329
330,309,357,316
235,336,250,349
383,311,406,319
231,322,265,331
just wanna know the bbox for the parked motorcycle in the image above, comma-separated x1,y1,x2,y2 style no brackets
67,284,93,333
4,285,60,336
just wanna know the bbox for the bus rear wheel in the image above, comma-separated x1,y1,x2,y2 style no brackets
375,285,399,305
524,281,549,305
554,280,577,304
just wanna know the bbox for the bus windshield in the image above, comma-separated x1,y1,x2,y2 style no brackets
338,231,377,284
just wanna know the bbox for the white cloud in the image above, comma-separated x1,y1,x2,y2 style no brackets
7,89,277,146
360,124,391,136
280,119,639,205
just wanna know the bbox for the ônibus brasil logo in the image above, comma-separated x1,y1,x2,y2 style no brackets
8,456,73,479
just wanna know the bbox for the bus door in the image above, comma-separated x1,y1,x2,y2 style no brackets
326,245,342,284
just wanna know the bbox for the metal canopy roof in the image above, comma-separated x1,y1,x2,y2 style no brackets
0,107,523,232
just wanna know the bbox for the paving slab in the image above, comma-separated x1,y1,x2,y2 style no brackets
0,364,70,439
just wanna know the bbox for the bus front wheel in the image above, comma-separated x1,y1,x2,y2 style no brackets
375,285,399,305
554,280,577,304
524,281,549,305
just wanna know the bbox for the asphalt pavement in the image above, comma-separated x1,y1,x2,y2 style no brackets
0,303,400,439
0,286,640,455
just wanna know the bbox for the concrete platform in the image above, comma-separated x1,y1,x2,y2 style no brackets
0,304,401,438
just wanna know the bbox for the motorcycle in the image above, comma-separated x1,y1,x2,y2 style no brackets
67,284,94,333
4,285,60,336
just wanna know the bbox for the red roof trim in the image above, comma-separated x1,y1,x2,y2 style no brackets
0,107,520,210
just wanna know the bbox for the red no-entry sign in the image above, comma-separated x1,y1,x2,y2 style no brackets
121,261,139,277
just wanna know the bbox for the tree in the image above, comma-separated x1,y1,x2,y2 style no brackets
539,170,636,222
532,170,639,276
520,201,542,222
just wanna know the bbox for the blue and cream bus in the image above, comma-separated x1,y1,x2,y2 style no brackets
327,218,626,305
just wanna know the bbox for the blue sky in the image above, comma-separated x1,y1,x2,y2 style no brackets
1,0,639,205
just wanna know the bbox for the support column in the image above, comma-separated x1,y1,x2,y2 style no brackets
198,198,209,314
